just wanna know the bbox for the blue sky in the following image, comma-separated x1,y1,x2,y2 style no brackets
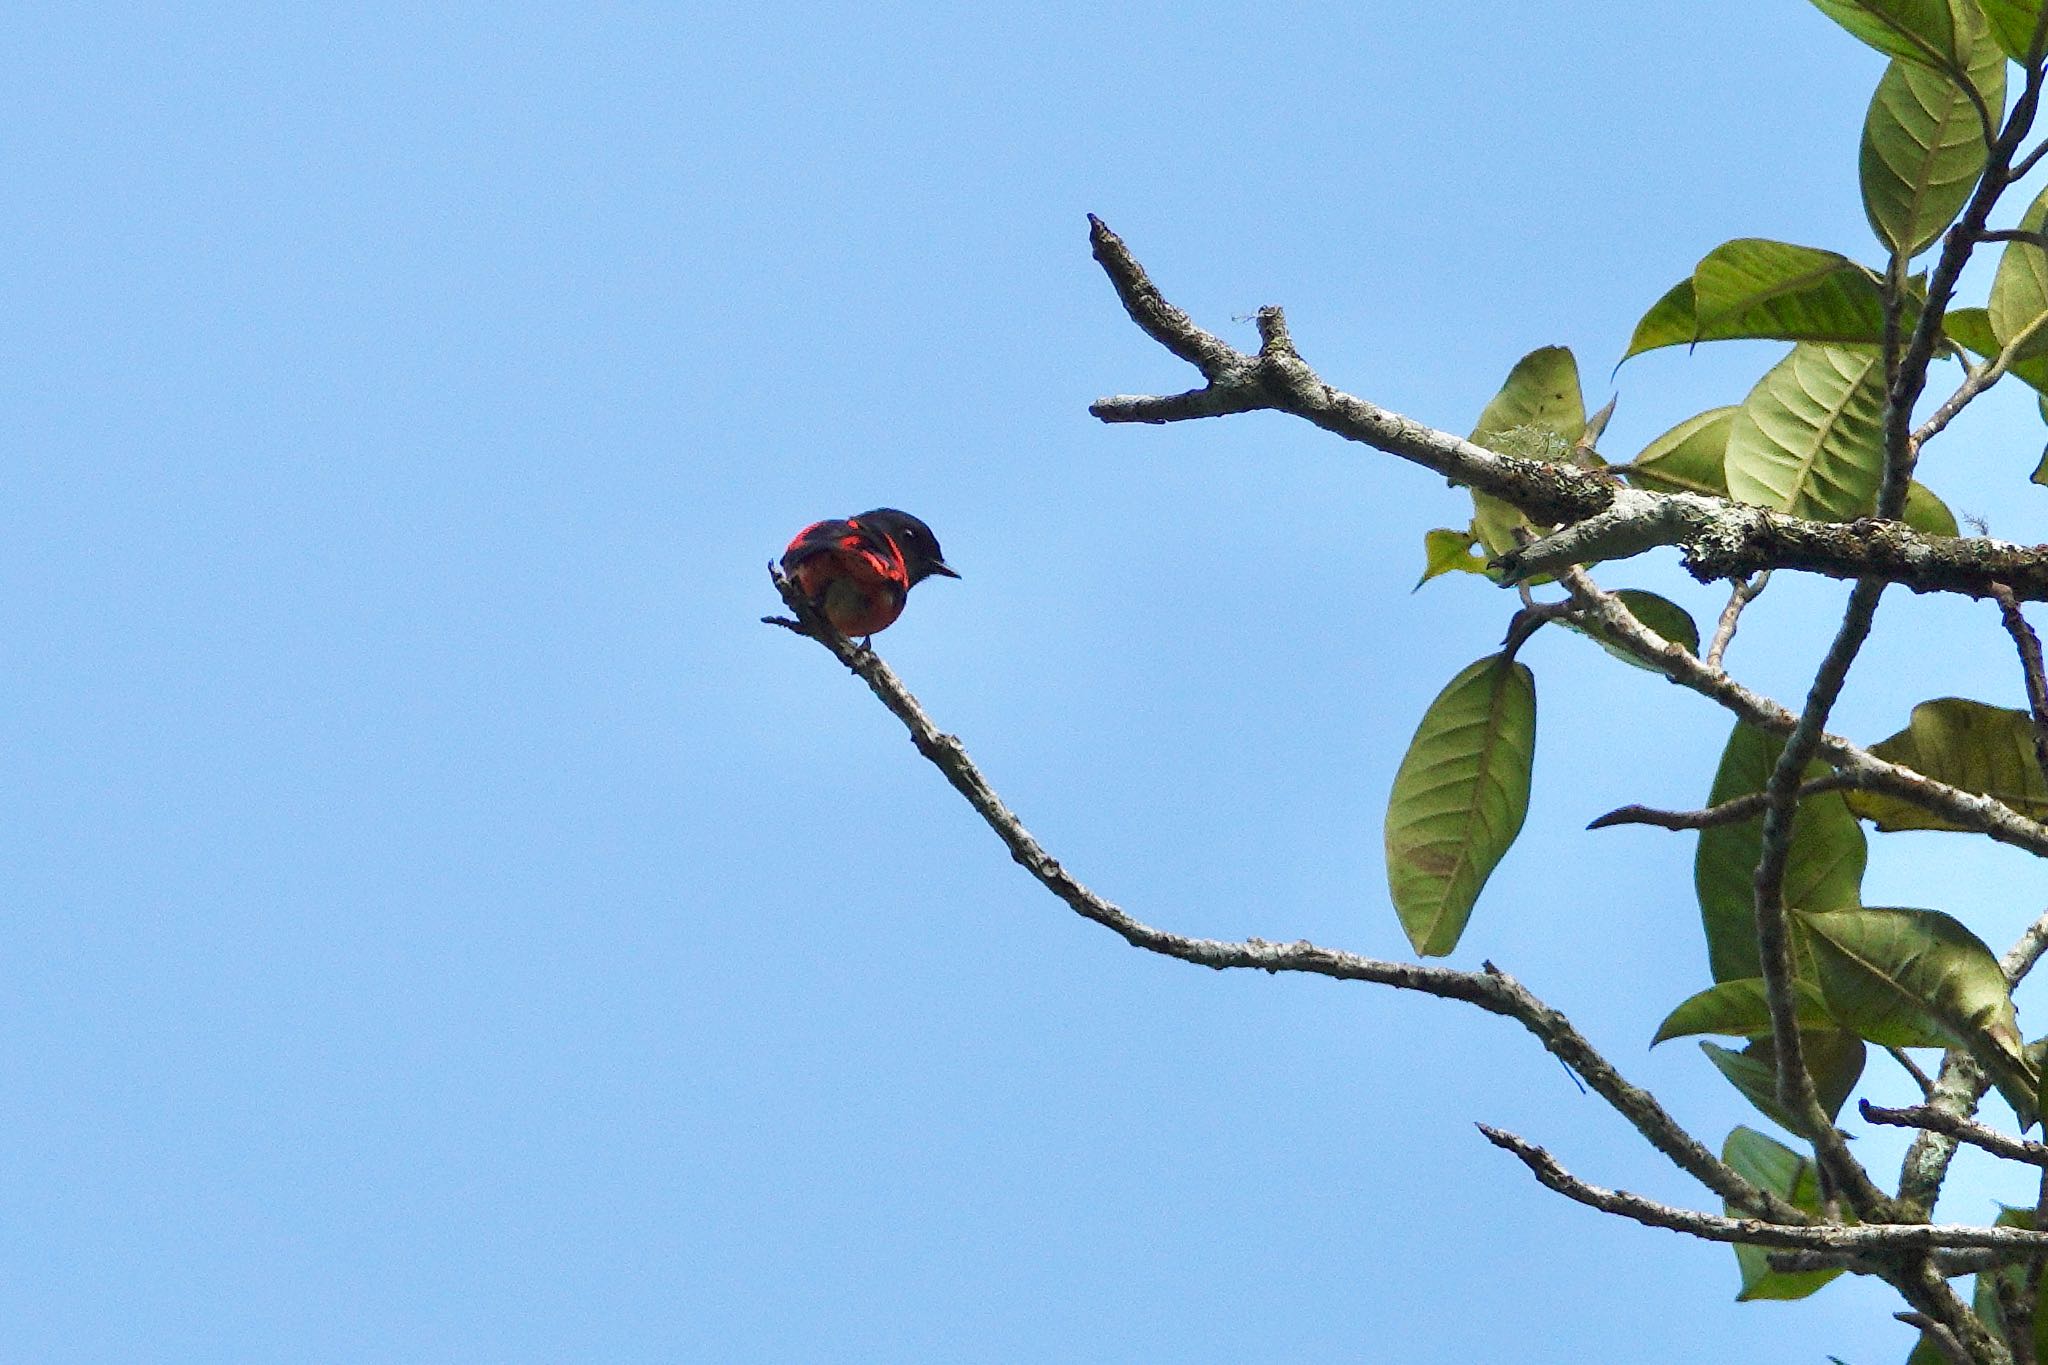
10,4,2048,1361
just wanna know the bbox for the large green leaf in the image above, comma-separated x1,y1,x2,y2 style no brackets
1797,906,2034,1120
1622,402,1953,530
1565,589,1700,672
1981,0,2048,60
1722,1126,1850,1301
1795,906,2011,1047
1625,243,1892,358
1844,697,2048,830
1696,721,1867,983
1384,654,1537,957
1702,1032,1867,1138
1990,186,2048,359
1467,347,1586,556
1859,11,2004,259
1622,407,1736,497
1724,344,1887,522
1808,0,1960,68
1654,978,1838,1044
1948,304,2048,395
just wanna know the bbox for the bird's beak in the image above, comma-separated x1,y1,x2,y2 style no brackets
928,560,961,579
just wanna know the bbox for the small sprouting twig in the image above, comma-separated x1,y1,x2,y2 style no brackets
1705,572,1769,669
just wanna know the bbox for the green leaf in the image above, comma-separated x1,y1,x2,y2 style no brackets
1725,344,1887,522
1991,186,2048,359
1564,589,1701,672
1695,240,1892,341
1416,527,1491,587
1654,978,1837,1044
1624,242,1892,359
1808,0,1960,68
1901,479,1960,535
1796,906,2034,1120
1696,721,1867,983
2034,445,2048,484
1981,0,2048,60
1859,12,2004,260
1703,1031,1866,1138
1625,278,1701,358
1384,654,1537,957
1844,697,2048,830
1722,1126,1850,1301
1468,347,1586,556
1797,905,2014,1044
1621,407,1736,497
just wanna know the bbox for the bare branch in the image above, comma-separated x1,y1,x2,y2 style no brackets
765,564,1801,1221
1863,1099,2048,1167
1476,1124,2048,1255
2007,908,2048,985
1587,773,1857,832
1086,213,1249,382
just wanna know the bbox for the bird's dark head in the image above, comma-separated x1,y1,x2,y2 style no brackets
856,508,959,585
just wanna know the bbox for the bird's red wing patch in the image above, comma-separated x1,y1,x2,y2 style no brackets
781,517,913,635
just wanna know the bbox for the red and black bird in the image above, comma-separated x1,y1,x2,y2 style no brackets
780,508,958,638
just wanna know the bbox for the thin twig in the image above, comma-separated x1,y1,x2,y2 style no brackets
1898,1312,1972,1365
764,565,1802,1222
1587,773,1858,832
1705,572,1769,670
1889,1046,1938,1100
1994,585,2048,786
1476,1125,2048,1255
1918,306,2048,449
1862,1100,2048,1168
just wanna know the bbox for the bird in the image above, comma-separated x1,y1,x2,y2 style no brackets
780,508,959,639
